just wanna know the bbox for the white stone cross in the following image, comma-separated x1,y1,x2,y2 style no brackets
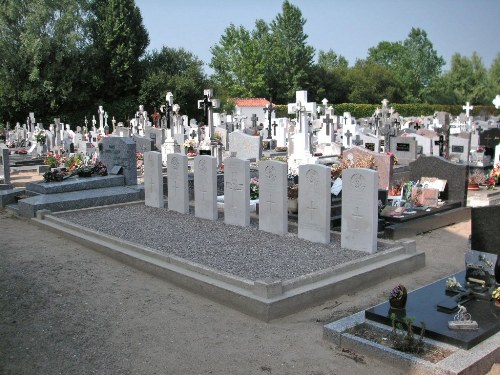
492,95,500,109
463,102,474,117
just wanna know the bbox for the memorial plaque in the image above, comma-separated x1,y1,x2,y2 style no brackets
451,145,464,153
365,143,375,151
199,149,211,156
396,143,410,152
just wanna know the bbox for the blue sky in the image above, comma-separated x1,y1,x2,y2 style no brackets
135,0,500,73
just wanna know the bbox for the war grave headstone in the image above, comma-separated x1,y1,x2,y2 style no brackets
389,136,418,165
99,137,137,185
298,164,331,244
167,153,188,214
228,132,262,161
1,145,11,185
341,168,378,253
144,151,164,208
194,155,218,220
258,160,288,235
343,146,394,190
223,157,250,227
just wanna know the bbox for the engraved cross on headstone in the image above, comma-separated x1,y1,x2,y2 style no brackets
306,200,318,221
322,114,333,136
344,129,353,146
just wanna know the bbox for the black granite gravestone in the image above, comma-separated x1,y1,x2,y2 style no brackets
365,271,500,350
199,149,211,156
409,156,468,206
471,206,500,256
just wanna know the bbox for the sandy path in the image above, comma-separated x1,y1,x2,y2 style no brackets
0,208,474,375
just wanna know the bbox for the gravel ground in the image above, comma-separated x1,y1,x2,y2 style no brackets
56,204,391,281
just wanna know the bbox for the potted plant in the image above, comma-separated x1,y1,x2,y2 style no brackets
287,183,299,214
492,287,500,307
389,284,407,309
249,177,259,200
468,170,486,190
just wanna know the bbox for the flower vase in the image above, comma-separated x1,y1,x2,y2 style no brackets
389,285,407,309
468,183,480,191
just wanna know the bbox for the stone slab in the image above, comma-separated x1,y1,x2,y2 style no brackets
224,157,250,227
167,153,189,214
365,271,499,350
194,155,218,220
17,186,143,218
26,175,125,194
99,137,137,185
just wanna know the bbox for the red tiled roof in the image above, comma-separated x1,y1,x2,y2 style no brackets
231,98,271,107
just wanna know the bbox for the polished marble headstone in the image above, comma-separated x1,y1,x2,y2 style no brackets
471,206,500,256
365,271,500,349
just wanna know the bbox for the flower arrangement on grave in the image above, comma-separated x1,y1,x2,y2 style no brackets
486,177,496,190
249,177,259,200
213,131,222,144
44,152,64,168
64,153,84,172
43,169,67,182
492,287,500,306
489,164,500,186
468,170,486,185
275,146,287,152
330,154,376,180
33,129,46,145
388,180,405,197
389,284,407,309
183,139,197,155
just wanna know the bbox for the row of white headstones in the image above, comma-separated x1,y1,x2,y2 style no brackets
143,151,379,254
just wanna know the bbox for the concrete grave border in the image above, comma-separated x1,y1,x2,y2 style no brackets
32,202,425,322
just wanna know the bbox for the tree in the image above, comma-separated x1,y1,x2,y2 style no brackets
139,47,207,119
488,53,500,99
268,0,315,102
88,0,149,102
317,49,348,70
445,52,489,104
367,28,445,102
209,0,315,104
0,0,90,122
346,61,404,104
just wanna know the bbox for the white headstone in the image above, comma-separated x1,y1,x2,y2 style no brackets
144,151,164,208
194,155,218,220
341,168,378,253
258,160,288,235
167,153,188,214
228,132,262,161
297,164,331,244
223,157,250,227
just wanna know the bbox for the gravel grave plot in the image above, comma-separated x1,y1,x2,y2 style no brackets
57,205,392,281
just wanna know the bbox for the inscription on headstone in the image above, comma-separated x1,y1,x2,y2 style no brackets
194,155,218,220
259,160,288,235
99,137,137,185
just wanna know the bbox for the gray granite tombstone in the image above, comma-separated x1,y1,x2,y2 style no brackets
98,137,137,185
133,134,154,153
409,155,467,206
228,132,262,161
389,136,418,165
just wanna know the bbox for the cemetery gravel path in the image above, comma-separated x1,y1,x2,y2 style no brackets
0,208,474,375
